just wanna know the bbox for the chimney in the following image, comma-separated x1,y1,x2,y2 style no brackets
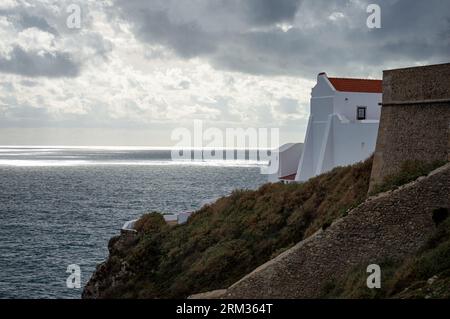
318,72,327,80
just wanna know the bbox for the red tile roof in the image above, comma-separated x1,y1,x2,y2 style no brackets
279,174,296,181
328,77,382,93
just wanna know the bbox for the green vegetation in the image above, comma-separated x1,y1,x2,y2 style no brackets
320,209,450,299
97,157,374,298
370,160,447,195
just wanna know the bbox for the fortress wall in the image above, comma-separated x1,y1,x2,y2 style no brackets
369,63,450,191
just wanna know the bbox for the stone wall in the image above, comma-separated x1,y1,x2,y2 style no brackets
191,163,450,299
369,63,450,191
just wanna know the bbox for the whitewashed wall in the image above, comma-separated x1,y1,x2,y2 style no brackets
268,143,303,182
296,73,381,182
334,91,381,121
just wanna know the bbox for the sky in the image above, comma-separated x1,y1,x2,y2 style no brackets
0,0,449,147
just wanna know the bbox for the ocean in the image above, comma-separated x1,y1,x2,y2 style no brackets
0,147,267,299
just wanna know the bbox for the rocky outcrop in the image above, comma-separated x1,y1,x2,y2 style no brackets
82,232,139,299
191,163,450,299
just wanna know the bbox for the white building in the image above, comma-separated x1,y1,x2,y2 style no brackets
121,211,194,232
177,211,193,224
295,72,382,181
268,143,303,183
121,219,138,233
163,212,194,225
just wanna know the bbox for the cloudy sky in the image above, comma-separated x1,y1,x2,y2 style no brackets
0,0,449,146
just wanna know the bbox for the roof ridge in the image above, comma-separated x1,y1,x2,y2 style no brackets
327,77,383,93
328,77,382,81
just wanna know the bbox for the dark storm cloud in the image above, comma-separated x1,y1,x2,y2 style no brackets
0,2,112,78
113,0,302,58
227,0,301,26
0,9,58,34
113,0,450,77
0,46,80,78
134,9,216,58
17,13,59,35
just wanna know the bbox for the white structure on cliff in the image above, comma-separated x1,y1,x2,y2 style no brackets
121,211,194,232
268,143,303,182
296,73,382,181
270,72,382,183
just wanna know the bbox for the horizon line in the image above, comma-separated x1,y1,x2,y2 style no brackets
0,145,282,151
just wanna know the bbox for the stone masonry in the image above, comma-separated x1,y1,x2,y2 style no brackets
369,63,450,191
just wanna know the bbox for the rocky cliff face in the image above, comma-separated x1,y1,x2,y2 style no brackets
82,232,139,299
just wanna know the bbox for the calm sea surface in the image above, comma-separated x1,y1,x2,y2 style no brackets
0,147,267,298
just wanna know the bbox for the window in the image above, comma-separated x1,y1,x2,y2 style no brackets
357,106,367,120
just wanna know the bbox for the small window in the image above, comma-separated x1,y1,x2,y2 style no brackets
357,106,367,120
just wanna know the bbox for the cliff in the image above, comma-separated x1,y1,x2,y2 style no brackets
82,158,449,299
83,157,374,298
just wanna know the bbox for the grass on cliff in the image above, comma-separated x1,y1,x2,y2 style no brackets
91,157,448,299
98,157,374,298
320,208,450,299
369,160,447,195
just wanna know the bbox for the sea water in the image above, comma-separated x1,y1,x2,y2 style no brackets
0,147,266,298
